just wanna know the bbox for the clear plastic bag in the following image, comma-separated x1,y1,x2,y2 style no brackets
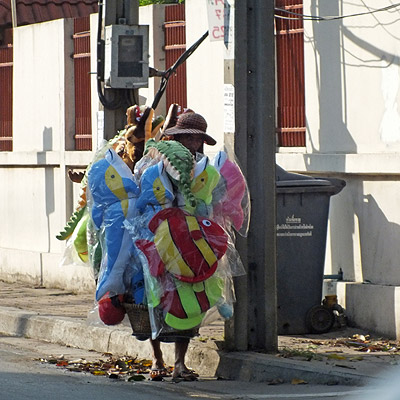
86,147,140,303
84,139,250,337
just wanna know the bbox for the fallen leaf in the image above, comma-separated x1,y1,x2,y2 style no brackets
349,356,364,362
92,370,106,375
327,354,346,360
335,364,356,369
291,378,308,385
140,359,153,367
326,350,344,353
128,375,146,381
56,361,69,367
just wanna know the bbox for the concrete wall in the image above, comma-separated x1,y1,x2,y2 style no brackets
301,0,400,155
185,0,225,158
138,4,167,117
276,0,400,338
0,18,95,292
13,21,72,152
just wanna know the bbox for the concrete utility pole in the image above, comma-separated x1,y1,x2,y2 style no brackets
101,0,140,140
231,0,277,352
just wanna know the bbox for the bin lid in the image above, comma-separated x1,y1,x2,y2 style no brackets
276,165,346,195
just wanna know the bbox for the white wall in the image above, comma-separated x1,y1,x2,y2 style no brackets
323,176,400,285
277,0,400,337
13,19,74,152
185,0,225,158
302,0,400,156
138,4,167,117
0,18,94,291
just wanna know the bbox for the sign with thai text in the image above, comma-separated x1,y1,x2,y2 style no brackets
224,84,235,132
277,215,314,238
206,0,227,42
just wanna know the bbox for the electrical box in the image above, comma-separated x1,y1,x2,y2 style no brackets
104,24,149,89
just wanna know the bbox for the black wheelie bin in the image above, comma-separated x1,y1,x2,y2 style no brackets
276,165,346,335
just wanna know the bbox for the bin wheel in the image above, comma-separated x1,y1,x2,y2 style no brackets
306,305,335,334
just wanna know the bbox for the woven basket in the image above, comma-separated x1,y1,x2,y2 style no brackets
123,303,151,335
123,302,200,340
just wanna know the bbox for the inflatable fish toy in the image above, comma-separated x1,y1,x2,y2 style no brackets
211,151,247,233
159,274,225,330
87,148,140,301
136,161,174,213
144,139,196,208
136,208,228,284
183,156,220,215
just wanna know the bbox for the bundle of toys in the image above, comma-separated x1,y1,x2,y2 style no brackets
57,104,250,340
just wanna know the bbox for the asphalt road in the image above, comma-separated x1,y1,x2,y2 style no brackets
0,334,377,400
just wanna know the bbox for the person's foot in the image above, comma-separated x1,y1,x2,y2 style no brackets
172,366,199,382
150,338,166,377
149,367,170,381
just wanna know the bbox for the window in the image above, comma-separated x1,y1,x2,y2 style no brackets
73,17,92,150
0,29,13,151
275,0,306,147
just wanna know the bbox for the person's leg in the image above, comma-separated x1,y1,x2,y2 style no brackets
149,338,170,380
173,339,198,380
150,338,164,369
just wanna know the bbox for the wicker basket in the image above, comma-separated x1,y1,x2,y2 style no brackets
123,302,199,340
123,303,152,335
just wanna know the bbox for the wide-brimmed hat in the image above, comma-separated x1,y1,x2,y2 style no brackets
164,112,216,146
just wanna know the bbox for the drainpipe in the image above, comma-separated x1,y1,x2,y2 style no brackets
10,0,17,28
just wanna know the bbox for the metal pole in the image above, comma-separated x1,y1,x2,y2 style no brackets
228,0,249,352
10,0,17,28
234,0,277,352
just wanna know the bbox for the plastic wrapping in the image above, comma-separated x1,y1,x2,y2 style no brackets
86,146,140,302
83,137,250,336
210,150,250,238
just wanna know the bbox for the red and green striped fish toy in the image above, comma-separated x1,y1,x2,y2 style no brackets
136,207,229,330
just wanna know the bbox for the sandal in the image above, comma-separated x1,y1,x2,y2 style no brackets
149,367,170,381
172,369,199,382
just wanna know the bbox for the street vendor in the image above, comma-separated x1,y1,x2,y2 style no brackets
58,96,249,383
84,106,247,382
147,110,217,382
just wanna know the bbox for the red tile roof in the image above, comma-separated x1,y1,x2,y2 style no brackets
0,0,98,27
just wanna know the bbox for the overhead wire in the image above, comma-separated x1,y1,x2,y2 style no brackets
275,2,400,21
151,31,209,110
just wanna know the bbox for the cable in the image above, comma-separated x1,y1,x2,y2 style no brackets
275,2,400,21
151,31,209,110
96,0,124,110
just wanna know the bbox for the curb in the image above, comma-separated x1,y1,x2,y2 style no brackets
216,352,378,386
0,306,381,385
0,306,219,376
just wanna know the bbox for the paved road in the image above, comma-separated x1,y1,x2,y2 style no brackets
0,334,377,400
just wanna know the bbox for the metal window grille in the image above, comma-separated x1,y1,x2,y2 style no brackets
164,3,187,108
275,0,306,147
0,29,13,151
73,16,92,151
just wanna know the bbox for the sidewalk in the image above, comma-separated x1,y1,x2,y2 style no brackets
0,279,399,386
